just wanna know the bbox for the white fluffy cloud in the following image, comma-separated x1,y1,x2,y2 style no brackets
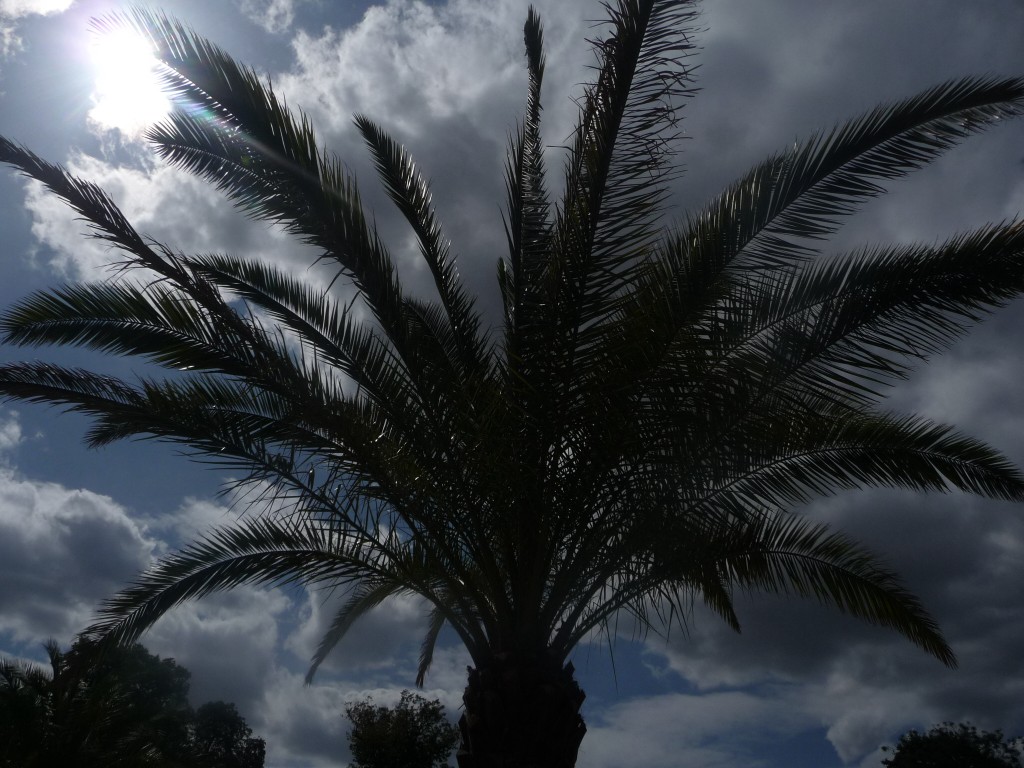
18,150,317,282
268,0,595,306
276,0,582,138
256,665,353,767
0,0,69,14
140,495,245,550
0,410,21,454
0,0,71,57
237,0,303,34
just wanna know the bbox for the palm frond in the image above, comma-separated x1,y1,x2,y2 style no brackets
683,76,1024,276
0,362,145,427
97,9,411,348
416,605,448,687
186,253,414,400
501,6,553,356
354,116,487,376
690,412,1024,520
715,513,956,667
557,0,700,319
1,281,272,376
0,137,181,279
306,580,405,684
85,518,390,647
686,221,1024,413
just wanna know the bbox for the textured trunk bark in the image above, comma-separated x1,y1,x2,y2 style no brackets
456,650,586,768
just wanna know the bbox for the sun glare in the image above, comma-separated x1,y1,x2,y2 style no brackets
88,27,171,136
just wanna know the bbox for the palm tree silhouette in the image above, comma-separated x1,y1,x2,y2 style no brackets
3,2,1024,766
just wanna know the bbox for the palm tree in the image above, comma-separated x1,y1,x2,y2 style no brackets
0,640,195,767
0,648,52,766
2,1,1024,765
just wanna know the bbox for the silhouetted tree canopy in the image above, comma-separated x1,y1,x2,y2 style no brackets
882,722,1024,768
345,690,459,768
192,700,267,768
0,638,265,768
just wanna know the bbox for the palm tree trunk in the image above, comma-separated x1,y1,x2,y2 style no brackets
456,650,586,768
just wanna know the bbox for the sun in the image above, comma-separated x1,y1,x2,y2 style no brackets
88,26,171,136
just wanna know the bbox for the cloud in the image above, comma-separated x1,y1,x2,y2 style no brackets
266,0,597,311
0,466,156,646
0,0,70,13
142,588,293,711
579,690,811,768
139,495,245,551
284,590,430,677
236,0,302,34
0,0,72,57
252,641,468,768
17,150,317,281
277,0,573,137
636,487,1024,765
256,665,353,767
0,409,22,454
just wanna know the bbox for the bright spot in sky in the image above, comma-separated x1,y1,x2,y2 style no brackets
88,26,171,136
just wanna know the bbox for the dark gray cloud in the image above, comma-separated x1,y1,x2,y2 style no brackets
641,488,1024,762
0,463,155,645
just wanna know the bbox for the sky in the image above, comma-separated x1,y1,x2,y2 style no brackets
1,1,1024,766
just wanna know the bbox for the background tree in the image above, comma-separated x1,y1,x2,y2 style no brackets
345,691,460,768
0,649,51,767
192,701,267,768
0,638,193,768
882,722,1024,768
0,640,264,768
4,1,1024,766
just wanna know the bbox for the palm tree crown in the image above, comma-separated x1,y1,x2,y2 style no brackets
3,1,1024,765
